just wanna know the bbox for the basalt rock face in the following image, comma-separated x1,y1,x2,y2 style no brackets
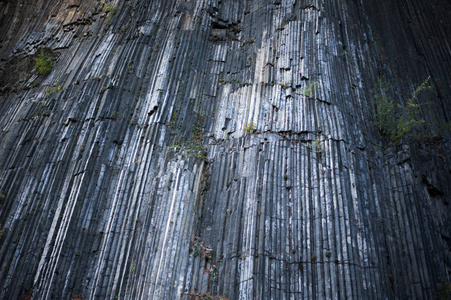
0,0,450,299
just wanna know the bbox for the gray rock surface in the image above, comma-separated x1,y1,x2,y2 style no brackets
0,0,450,299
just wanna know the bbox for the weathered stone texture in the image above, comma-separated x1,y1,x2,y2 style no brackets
0,0,450,299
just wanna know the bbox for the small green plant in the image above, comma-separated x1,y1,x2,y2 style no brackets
203,180,211,193
310,135,322,153
300,82,319,97
35,50,53,75
371,77,396,137
45,85,61,97
243,121,256,134
103,2,117,25
192,247,199,257
187,118,207,159
371,76,432,143
103,3,118,14
397,77,432,138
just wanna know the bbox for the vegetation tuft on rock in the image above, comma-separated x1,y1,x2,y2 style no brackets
34,50,53,75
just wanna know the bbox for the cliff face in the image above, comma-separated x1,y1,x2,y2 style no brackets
0,0,450,299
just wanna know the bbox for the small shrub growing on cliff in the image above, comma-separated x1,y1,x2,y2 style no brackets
300,82,319,97
34,50,53,75
310,135,322,153
188,119,207,159
103,2,118,25
44,85,61,97
243,121,256,134
371,76,432,143
103,3,118,14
